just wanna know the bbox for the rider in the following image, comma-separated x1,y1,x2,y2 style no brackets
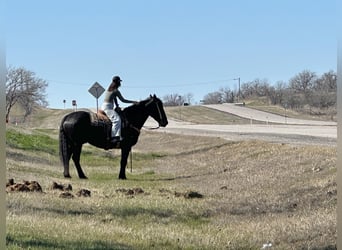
101,76,138,144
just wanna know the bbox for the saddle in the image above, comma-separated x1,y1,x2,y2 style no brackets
89,110,113,143
91,110,112,123
89,109,128,146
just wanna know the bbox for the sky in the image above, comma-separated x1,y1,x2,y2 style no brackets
6,0,337,109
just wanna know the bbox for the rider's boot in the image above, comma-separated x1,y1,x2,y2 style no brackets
109,136,121,148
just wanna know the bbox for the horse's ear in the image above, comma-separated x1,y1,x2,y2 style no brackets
150,94,152,98
153,94,156,98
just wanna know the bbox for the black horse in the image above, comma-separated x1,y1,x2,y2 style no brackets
59,95,168,180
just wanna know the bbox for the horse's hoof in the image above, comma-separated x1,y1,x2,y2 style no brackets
79,176,88,179
118,176,127,180
64,174,71,178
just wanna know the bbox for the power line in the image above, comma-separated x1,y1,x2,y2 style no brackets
122,78,237,89
47,78,238,89
46,79,89,86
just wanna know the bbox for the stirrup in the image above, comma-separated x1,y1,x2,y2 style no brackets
104,137,120,149
110,136,121,143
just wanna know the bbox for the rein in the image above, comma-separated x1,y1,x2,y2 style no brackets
129,124,141,134
142,98,163,130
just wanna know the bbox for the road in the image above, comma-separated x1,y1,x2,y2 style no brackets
145,104,337,146
204,103,336,126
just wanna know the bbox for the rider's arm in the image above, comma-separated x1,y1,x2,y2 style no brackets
115,90,136,104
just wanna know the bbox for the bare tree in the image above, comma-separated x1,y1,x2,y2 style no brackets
289,70,316,94
184,93,194,105
313,70,336,92
163,93,193,106
219,87,235,103
240,78,270,98
202,91,222,104
309,70,337,108
163,93,183,106
282,89,306,109
6,66,48,122
268,81,288,105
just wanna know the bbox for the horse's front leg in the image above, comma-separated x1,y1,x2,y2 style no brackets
119,146,131,180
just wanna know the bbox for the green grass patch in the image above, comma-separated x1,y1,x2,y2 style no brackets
6,129,58,155
6,233,133,250
80,149,120,167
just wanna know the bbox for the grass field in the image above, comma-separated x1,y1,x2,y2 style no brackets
5,106,337,249
6,125,336,249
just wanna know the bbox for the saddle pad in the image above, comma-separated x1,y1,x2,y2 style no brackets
89,110,112,126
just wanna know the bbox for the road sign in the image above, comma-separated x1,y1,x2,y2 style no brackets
88,82,105,98
88,82,105,112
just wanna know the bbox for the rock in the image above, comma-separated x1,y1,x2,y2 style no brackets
6,178,14,186
116,188,128,193
76,189,91,197
59,192,74,199
327,190,337,197
6,179,42,192
51,182,72,191
184,191,203,199
26,181,43,192
312,167,321,172
11,183,30,192
126,189,134,195
116,187,144,196
174,191,183,197
132,187,144,194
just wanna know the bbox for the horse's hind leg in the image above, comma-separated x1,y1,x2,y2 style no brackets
72,144,88,179
63,152,72,178
60,128,72,178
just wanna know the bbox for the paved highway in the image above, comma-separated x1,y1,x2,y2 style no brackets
145,104,337,146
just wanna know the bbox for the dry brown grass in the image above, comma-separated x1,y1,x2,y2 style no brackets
135,131,337,249
165,105,264,124
6,126,336,249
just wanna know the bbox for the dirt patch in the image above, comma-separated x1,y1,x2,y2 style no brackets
6,179,91,199
6,179,43,192
58,189,92,199
159,188,204,199
116,187,145,196
59,192,74,199
50,181,72,191
76,189,91,197
50,182,91,198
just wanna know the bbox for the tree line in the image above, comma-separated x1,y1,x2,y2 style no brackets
6,66,336,123
165,70,336,111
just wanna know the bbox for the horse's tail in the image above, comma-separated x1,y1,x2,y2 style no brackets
59,116,71,168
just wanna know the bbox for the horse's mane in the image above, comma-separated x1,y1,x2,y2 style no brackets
123,96,157,113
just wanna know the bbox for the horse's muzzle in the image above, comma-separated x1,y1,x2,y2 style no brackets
159,120,168,127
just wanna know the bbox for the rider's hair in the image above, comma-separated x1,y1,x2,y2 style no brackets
108,80,120,91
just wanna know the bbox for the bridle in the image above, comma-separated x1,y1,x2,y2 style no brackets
143,98,163,130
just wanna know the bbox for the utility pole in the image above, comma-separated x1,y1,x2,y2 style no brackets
234,77,241,103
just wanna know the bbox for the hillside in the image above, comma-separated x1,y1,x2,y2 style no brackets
8,101,336,128
11,105,254,128
5,107,337,249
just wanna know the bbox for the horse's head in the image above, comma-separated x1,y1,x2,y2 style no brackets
144,94,168,127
